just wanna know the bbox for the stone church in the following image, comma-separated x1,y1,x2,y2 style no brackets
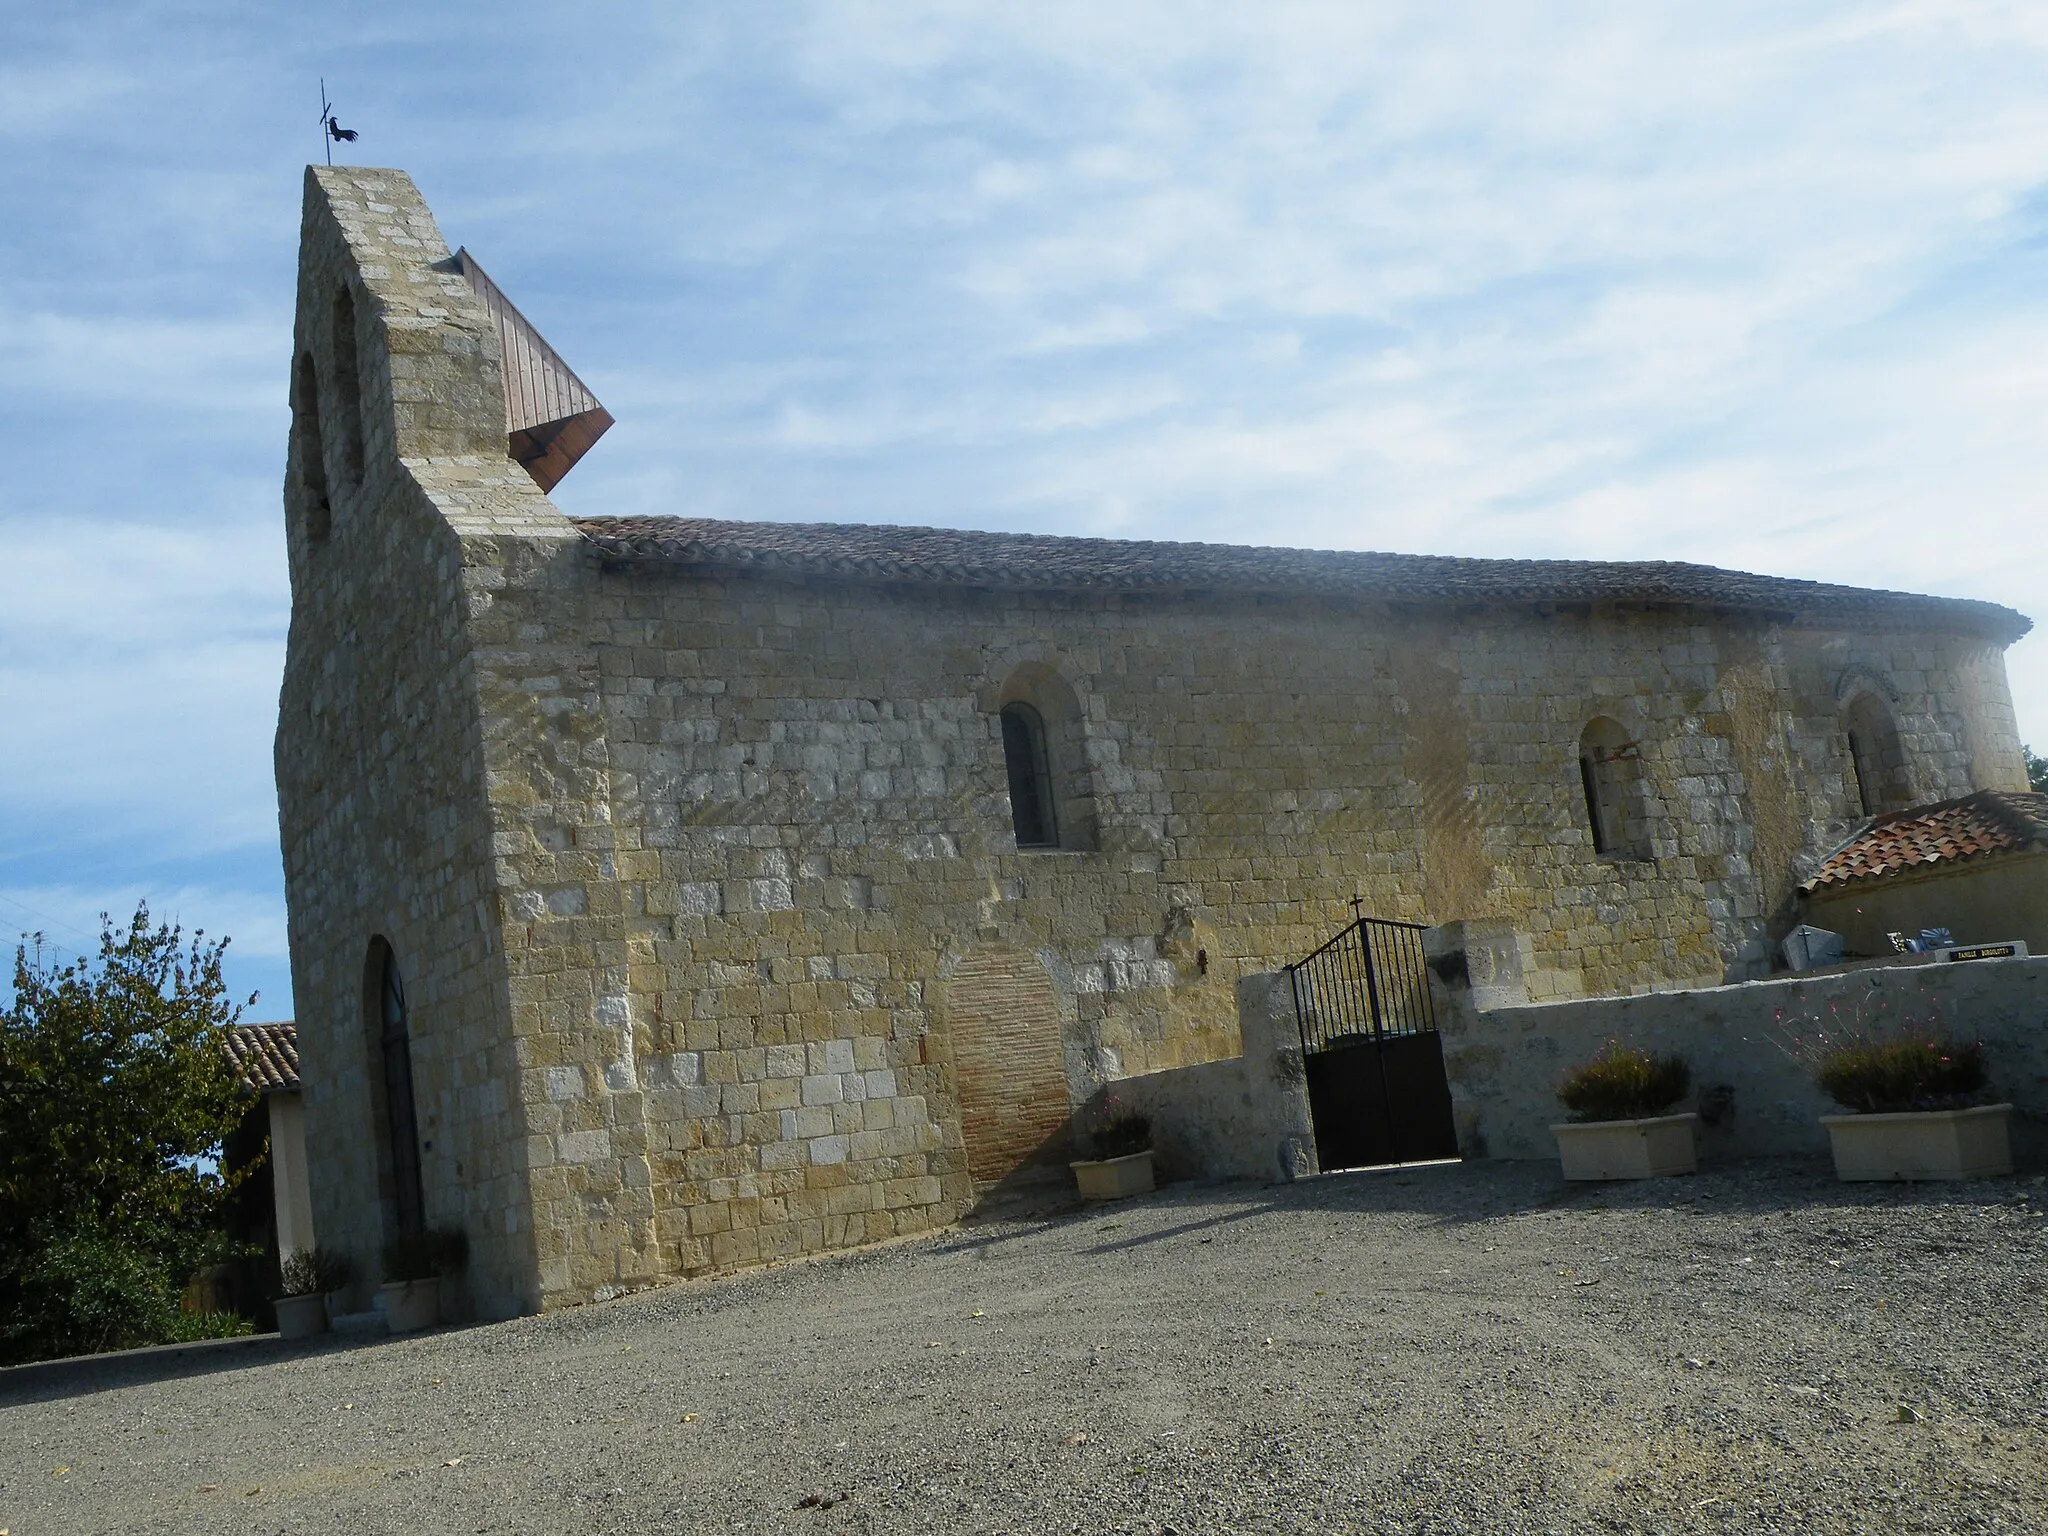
276,166,2031,1317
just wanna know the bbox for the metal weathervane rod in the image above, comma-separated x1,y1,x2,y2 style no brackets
318,78,359,166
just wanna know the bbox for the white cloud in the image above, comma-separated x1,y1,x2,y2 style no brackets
0,308,281,411
0,884,287,964
0,517,285,857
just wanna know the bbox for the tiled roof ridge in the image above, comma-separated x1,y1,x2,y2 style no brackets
1802,789,2048,892
222,1020,300,1094
1987,788,2048,844
570,515,2029,639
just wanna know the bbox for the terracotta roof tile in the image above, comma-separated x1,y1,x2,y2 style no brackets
1801,791,2048,892
571,516,2030,640
222,1021,299,1093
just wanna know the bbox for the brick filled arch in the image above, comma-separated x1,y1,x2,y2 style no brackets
942,943,1072,1184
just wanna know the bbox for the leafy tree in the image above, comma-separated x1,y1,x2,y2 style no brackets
0,905,257,1363
2027,745,2048,795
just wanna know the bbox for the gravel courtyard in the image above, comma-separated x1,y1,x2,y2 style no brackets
4,1159,2045,1535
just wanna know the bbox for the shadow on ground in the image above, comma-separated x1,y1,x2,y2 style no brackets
0,1333,346,1409
12,1153,2034,1407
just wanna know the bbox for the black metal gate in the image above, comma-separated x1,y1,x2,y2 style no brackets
1287,914,1459,1170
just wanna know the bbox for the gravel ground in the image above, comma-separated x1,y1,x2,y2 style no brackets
4,1158,2046,1535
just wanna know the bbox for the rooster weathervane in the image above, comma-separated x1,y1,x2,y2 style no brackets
318,79,359,165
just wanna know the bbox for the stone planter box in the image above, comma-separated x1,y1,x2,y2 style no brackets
379,1277,441,1334
1552,1113,1699,1181
1820,1103,2013,1181
273,1292,328,1341
1070,1150,1156,1202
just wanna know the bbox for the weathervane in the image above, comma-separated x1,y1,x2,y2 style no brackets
318,79,359,166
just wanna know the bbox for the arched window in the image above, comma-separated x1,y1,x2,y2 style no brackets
1001,703,1057,848
368,940,425,1236
330,284,366,488
1843,692,1911,816
1578,717,1650,860
293,351,331,542
995,665,1098,852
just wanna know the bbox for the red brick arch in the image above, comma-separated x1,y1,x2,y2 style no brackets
943,944,1072,1183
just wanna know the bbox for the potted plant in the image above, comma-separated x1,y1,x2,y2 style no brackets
1550,1043,1697,1180
275,1247,352,1341
1069,1097,1155,1201
1814,1032,2011,1180
380,1228,467,1333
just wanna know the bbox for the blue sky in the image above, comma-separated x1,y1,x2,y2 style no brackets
6,2,2048,1016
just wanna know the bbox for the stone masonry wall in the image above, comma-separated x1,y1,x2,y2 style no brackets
1434,948,2048,1170
277,167,571,1318
1105,972,1319,1186
481,554,2024,1306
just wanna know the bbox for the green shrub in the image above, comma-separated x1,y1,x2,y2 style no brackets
1557,1044,1691,1122
0,1210,250,1362
1814,1035,1985,1114
0,906,256,1364
160,1309,255,1344
1,1213,184,1360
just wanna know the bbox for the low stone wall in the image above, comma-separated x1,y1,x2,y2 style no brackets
1104,974,1317,1185
1104,938,2048,1185
1435,942,2048,1169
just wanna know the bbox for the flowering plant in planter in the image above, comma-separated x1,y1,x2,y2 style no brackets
1811,1035,2007,1180
1070,1095,1155,1201
1769,982,1988,1112
1556,1044,1690,1122
1773,991,2008,1179
1552,1043,1696,1180
274,1246,354,1341
379,1228,468,1334
1080,1095,1152,1160
1813,1034,1985,1114
278,1246,353,1299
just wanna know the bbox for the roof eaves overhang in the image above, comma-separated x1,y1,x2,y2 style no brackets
572,518,2033,643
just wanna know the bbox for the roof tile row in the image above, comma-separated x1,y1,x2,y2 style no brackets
1803,791,2048,892
571,516,2030,639
222,1022,299,1093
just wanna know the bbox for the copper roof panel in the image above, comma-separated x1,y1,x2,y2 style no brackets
454,248,613,493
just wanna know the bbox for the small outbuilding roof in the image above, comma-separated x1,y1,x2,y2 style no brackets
570,516,2030,641
1801,790,2048,893
222,1021,300,1094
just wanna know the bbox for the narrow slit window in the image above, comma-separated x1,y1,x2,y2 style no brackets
375,944,426,1236
331,285,365,487
1001,702,1058,849
1577,717,1649,860
1846,728,1875,816
1842,693,1910,815
1579,751,1611,855
293,351,331,541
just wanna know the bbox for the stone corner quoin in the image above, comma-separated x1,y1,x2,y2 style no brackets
272,164,2035,1317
